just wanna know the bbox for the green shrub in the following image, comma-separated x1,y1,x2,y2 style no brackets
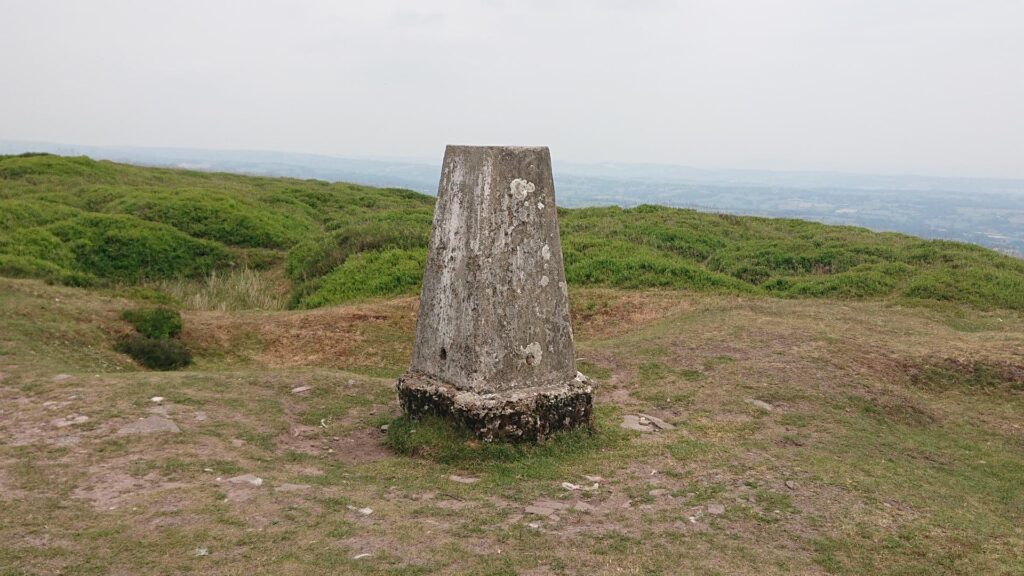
0,253,68,280
121,307,183,339
115,334,191,370
297,248,426,308
0,199,81,230
0,228,75,267
3,154,1024,313
287,218,431,283
106,189,317,248
47,213,230,282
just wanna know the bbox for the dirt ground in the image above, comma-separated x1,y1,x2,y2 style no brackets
1,278,1022,575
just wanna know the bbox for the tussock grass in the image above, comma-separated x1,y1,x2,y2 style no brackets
151,267,287,311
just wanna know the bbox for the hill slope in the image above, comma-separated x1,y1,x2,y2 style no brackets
2,153,1022,311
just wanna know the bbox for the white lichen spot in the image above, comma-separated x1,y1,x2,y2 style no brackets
521,342,543,366
510,178,535,201
559,281,568,297
541,244,551,260
537,202,545,210
540,275,549,287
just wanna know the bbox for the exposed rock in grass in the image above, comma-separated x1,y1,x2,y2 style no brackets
745,399,774,411
225,474,263,487
52,414,89,428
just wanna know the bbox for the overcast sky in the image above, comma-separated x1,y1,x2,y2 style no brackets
1,1,1022,178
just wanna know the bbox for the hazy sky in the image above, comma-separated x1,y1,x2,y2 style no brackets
2,1,1022,178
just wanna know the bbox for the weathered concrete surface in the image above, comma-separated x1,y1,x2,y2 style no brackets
397,145,592,441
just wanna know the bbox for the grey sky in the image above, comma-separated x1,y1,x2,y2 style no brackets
2,0,1022,178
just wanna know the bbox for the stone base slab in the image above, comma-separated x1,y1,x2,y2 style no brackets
396,371,594,442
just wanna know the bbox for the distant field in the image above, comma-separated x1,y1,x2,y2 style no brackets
2,153,1023,311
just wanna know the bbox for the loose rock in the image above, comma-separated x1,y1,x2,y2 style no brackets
449,474,480,484
745,398,774,411
561,481,599,492
225,474,263,486
621,415,655,433
291,385,312,394
52,414,89,428
637,413,675,430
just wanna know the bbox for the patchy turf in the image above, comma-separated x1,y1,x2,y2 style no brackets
1,277,1023,575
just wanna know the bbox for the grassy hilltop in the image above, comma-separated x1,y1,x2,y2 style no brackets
2,153,1022,311
1,154,1023,575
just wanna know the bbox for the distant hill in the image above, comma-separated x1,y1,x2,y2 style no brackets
1,153,1022,311
3,139,1023,258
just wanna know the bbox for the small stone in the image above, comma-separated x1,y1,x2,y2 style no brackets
562,481,599,492
637,413,675,430
225,474,263,487
745,399,773,411
449,474,480,484
291,386,312,394
583,475,603,482
192,547,209,557
379,424,389,433
346,505,373,516
193,411,208,422
707,503,725,515
527,522,541,529
203,468,214,473
231,439,245,447
52,414,89,428
52,374,74,382
620,415,655,433
353,553,371,560
150,396,165,403
785,480,797,490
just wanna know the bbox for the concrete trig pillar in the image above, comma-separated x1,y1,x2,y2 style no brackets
396,145,593,441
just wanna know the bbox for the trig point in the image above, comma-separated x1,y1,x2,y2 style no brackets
396,145,593,441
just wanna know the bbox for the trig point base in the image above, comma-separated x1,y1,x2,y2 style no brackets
396,145,593,442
